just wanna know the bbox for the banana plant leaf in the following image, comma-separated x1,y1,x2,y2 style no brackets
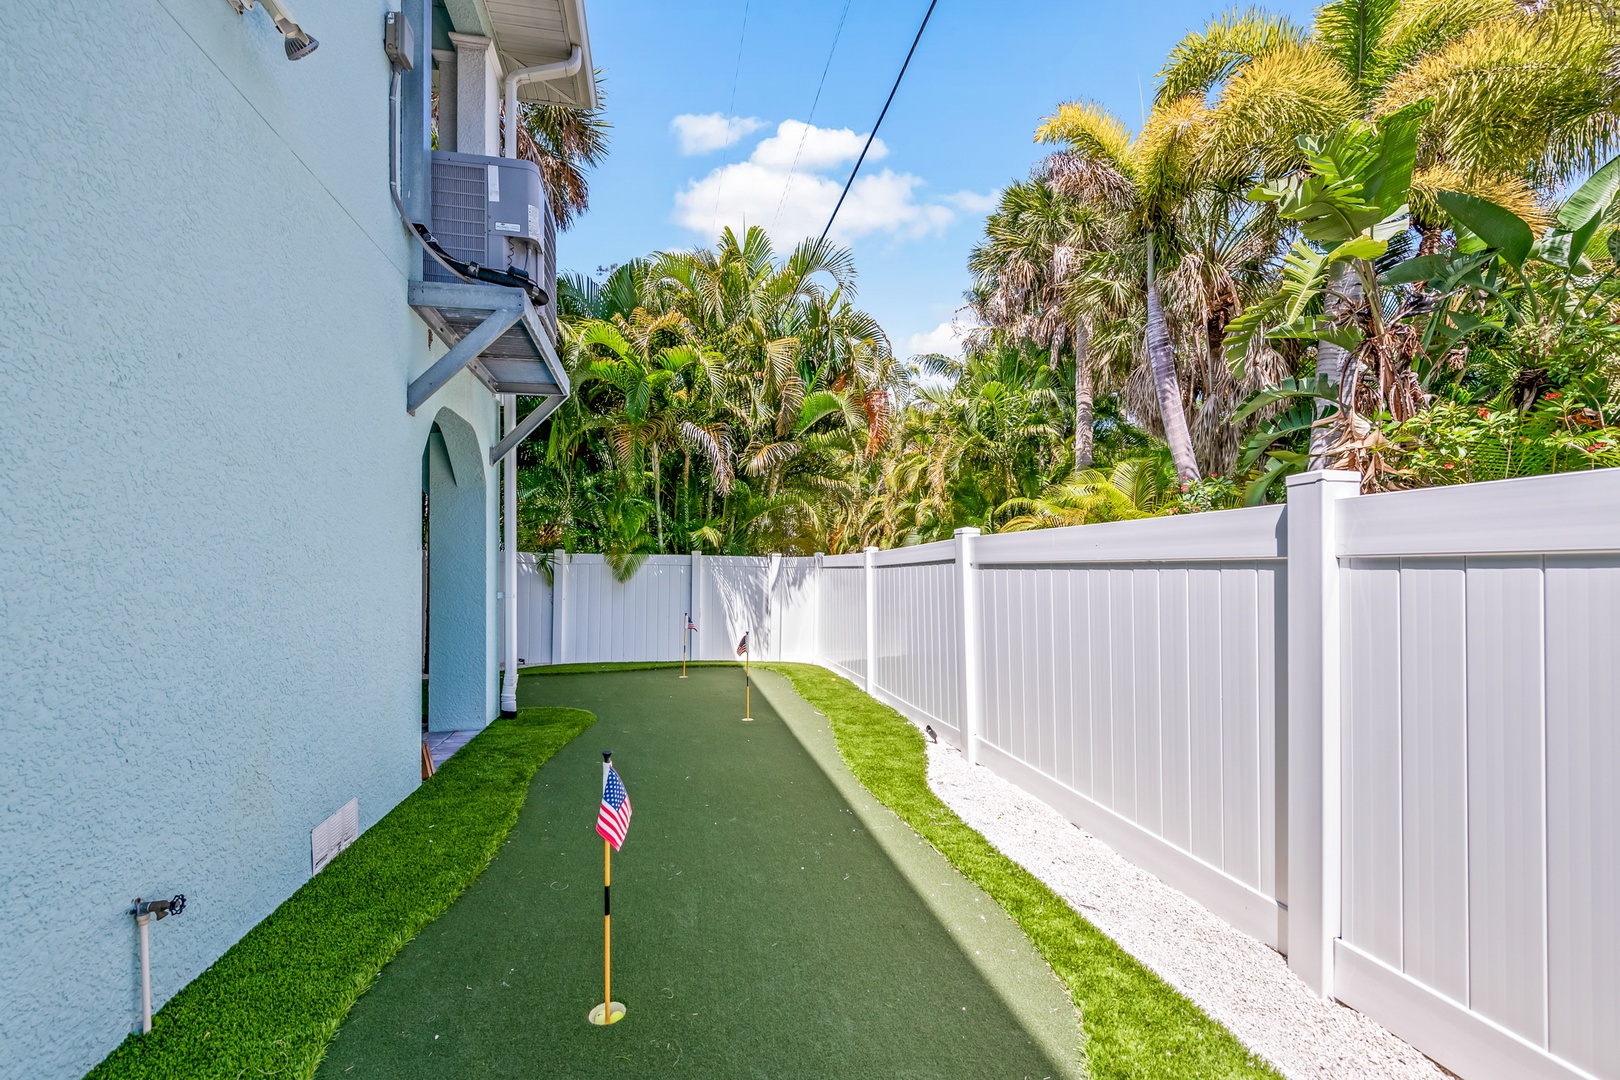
1243,450,1309,506
1232,375,1342,424
1237,402,1321,471
1436,190,1534,269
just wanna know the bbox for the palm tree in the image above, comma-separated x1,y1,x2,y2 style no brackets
1034,100,1289,479
1031,100,1219,483
645,228,901,546
1000,448,1184,529
515,74,611,229
556,260,642,323
969,178,1117,467
564,309,728,549
538,228,904,556
877,341,1071,540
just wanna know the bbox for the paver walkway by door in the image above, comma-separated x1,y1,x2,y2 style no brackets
317,666,1082,1079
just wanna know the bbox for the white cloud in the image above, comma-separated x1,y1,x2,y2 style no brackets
942,189,1000,214
749,120,884,170
903,315,978,359
670,113,769,155
672,120,956,246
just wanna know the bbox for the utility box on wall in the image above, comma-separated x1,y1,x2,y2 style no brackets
424,151,546,288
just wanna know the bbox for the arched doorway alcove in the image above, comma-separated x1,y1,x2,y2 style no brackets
422,407,490,732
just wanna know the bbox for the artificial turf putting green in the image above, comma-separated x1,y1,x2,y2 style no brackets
314,666,1083,1079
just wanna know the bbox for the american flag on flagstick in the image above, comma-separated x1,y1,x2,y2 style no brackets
686,613,698,632
596,763,632,851
736,632,748,656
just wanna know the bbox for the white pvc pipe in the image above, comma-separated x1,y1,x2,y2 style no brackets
501,45,583,158
501,395,519,714
137,913,152,1034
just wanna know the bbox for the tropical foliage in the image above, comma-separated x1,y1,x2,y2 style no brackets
518,228,901,566
519,0,1620,558
517,87,612,228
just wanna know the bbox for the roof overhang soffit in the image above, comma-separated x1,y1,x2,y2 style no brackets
441,0,597,109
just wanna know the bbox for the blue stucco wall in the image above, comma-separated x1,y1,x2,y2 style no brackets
0,2,500,1075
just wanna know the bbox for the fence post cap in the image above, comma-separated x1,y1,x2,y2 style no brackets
1285,469,1361,488
953,526,982,537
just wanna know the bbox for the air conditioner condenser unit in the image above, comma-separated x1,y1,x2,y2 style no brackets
424,151,546,293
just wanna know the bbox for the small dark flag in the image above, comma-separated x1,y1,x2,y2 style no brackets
736,632,749,657
686,613,698,633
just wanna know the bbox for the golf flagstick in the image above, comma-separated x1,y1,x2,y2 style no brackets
680,612,690,678
589,752,628,1026
738,631,753,721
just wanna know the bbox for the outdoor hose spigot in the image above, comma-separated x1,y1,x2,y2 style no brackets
132,895,187,921
132,894,187,1033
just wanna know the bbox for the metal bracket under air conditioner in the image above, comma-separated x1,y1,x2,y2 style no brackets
407,280,569,415
489,394,565,465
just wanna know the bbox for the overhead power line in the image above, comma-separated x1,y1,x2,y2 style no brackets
772,0,855,230
818,0,940,245
712,0,754,230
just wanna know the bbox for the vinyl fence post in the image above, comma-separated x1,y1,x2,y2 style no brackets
551,548,567,666
767,552,781,660
690,549,704,661
954,527,983,767
812,553,824,667
863,546,878,694
1284,470,1359,999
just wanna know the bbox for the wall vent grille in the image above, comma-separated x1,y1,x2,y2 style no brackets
312,798,359,874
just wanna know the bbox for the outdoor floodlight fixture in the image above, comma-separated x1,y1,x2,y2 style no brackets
226,0,318,61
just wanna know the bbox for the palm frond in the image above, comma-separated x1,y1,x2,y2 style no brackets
1034,101,1141,184
1200,41,1359,177
1156,8,1311,105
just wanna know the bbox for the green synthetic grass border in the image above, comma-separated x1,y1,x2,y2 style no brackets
760,663,1282,1080
86,706,595,1080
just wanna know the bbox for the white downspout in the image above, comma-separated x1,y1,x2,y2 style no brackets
501,45,583,158
498,46,578,709
501,395,519,716
498,46,578,707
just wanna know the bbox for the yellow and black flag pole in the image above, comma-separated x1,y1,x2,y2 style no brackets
738,631,753,721
589,751,630,1026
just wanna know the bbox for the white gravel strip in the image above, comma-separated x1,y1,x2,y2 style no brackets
922,737,1449,1080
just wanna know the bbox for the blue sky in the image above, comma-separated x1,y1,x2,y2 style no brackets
565,0,1318,358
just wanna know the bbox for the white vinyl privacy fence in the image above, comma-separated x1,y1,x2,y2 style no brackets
502,469,1620,1080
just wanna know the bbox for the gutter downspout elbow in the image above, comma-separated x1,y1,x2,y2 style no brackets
502,45,583,158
